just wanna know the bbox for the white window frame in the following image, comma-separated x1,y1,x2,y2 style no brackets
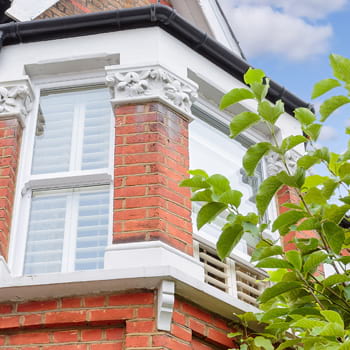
9,73,115,276
190,98,278,263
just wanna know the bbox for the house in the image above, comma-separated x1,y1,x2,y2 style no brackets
0,0,309,348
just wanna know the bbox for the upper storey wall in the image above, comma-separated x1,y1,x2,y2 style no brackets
37,0,172,19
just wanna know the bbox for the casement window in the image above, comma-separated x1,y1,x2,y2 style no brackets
189,106,266,260
13,86,114,275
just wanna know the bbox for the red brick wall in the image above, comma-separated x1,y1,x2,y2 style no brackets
113,103,193,255
0,119,22,260
37,0,172,19
0,293,237,350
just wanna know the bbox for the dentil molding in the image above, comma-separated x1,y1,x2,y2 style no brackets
0,79,34,127
105,64,198,120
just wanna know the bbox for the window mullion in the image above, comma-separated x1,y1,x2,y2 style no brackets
61,191,75,272
74,102,85,172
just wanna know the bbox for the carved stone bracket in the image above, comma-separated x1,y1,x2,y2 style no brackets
0,79,34,127
266,150,301,177
157,280,175,331
105,64,198,120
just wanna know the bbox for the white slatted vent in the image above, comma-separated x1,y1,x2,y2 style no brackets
235,263,267,307
199,246,230,292
198,244,268,307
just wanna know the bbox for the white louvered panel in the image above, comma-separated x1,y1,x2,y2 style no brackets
23,192,67,274
74,189,110,271
81,89,111,171
199,246,229,292
31,94,74,174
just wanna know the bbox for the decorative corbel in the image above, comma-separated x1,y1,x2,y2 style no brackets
105,64,198,121
157,280,175,331
0,79,34,127
266,150,301,176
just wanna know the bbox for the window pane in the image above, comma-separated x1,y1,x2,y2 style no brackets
31,88,111,175
24,191,67,274
32,93,74,174
75,188,110,271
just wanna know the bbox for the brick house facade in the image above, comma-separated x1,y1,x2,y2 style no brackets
0,0,309,348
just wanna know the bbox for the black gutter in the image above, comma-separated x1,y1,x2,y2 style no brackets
0,4,311,115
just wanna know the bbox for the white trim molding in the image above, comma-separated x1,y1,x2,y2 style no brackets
105,64,198,120
0,79,34,127
0,256,11,282
105,241,205,281
157,280,175,331
6,0,59,21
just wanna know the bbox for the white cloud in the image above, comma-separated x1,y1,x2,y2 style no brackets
229,0,347,19
228,6,332,61
318,125,337,141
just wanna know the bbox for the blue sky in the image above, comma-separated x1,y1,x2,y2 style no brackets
218,0,350,153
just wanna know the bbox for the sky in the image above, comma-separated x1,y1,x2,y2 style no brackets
218,0,350,154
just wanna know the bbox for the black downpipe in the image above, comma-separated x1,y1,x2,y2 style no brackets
0,4,311,114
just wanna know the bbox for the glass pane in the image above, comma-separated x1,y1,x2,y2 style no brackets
81,89,111,170
31,88,111,175
32,93,74,174
23,191,68,274
75,188,110,271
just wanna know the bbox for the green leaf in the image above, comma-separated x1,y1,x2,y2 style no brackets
294,107,316,125
311,78,341,99
216,224,244,260
254,337,273,350
191,189,213,202
276,169,305,189
256,258,293,269
259,281,302,303
207,174,230,195
330,54,350,83
337,256,350,264
251,245,283,262
303,251,328,273
243,142,271,176
329,152,341,175
340,196,350,205
227,332,243,338
321,310,344,327
296,238,319,254
322,179,339,199
322,221,345,254
197,202,227,230
302,175,328,191
319,95,350,122
297,154,321,170
289,307,321,317
188,169,208,178
297,218,320,231
339,341,350,350
258,100,285,124
251,79,270,101
281,135,308,153
304,187,326,205
276,340,300,350
324,275,350,290
292,318,326,329
220,88,255,109
319,322,344,337
229,112,261,139
303,123,322,141
339,162,350,179
324,204,350,224
256,176,283,217
272,210,306,232
218,190,242,208
286,250,302,271
180,175,209,190
244,68,265,85
260,308,289,322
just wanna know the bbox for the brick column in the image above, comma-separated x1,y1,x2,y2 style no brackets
106,64,198,256
0,83,33,261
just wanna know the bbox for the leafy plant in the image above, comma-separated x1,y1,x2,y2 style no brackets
181,54,350,349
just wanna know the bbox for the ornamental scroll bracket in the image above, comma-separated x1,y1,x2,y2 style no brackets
105,64,198,121
0,79,34,127
157,280,175,331
265,150,301,177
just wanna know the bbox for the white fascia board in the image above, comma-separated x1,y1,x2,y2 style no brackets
6,0,59,21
